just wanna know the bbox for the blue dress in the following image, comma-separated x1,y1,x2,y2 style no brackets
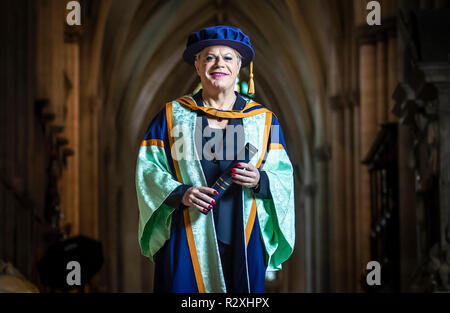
154,90,271,293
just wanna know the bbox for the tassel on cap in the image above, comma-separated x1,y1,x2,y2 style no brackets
248,61,255,96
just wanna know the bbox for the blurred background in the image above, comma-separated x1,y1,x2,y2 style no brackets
1,0,450,293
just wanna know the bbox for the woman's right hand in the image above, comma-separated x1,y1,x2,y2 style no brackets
181,186,218,213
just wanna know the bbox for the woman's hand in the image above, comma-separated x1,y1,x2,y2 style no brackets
231,162,260,189
182,186,218,213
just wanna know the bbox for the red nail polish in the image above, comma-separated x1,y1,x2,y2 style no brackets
237,163,241,166
211,200,216,204
203,209,208,212
209,205,213,209
214,190,218,195
231,173,236,177
231,168,236,173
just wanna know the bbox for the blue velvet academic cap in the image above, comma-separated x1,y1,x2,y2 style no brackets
182,25,255,67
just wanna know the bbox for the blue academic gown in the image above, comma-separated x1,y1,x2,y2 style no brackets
153,91,271,293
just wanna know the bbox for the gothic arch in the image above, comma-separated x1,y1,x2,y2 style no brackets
92,0,336,291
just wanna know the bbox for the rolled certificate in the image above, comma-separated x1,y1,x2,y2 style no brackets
201,142,258,215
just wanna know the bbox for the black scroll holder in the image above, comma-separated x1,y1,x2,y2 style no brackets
201,142,258,215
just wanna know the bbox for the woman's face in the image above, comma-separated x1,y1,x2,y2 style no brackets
194,45,241,93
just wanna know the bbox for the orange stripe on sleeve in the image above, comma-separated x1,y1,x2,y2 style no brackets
141,139,164,147
269,143,284,150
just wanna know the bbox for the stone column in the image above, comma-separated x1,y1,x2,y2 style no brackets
60,40,81,237
359,41,377,285
353,100,361,291
330,96,347,292
344,101,356,292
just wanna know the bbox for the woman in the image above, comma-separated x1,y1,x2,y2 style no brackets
136,25,295,293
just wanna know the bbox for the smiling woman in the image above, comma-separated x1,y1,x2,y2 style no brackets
136,25,295,293
194,46,242,110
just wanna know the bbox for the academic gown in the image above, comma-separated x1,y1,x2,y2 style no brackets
156,91,270,293
136,91,295,293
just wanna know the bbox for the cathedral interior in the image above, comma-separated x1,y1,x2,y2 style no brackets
1,0,450,293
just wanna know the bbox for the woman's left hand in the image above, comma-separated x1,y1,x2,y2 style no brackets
231,162,260,189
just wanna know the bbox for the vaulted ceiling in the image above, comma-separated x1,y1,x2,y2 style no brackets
96,0,342,182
